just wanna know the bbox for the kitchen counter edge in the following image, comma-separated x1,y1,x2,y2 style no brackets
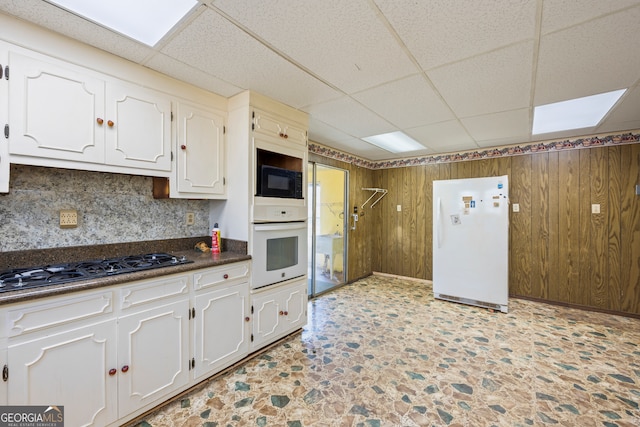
0,250,251,306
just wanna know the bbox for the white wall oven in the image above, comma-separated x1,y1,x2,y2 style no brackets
251,221,307,289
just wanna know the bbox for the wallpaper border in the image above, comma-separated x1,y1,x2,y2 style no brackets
309,131,640,169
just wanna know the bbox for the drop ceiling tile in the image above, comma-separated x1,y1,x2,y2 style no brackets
374,0,537,70
323,137,393,161
461,108,531,145
145,53,242,97
308,118,355,146
597,85,640,132
210,0,417,94
427,41,534,118
161,8,340,109
541,0,640,34
0,0,153,63
352,74,455,129
534,7,640,105
303,96,396,138
405,120,477,152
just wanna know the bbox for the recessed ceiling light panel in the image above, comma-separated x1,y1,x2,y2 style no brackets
362,131,426,153
532,89,626,135
47,0,198,46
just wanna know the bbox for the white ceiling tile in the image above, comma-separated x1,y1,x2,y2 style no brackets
541,0,640,34
210,0,417,93
321,137,394,161
534,7,640,105
428,41,534,118
374,0,538,70
352,74,455,129
308,118,354,146
161,9,339,109
596,85,640,132
303,97,396,138
145,53,242,97
461,109,531,144
405,121,477,152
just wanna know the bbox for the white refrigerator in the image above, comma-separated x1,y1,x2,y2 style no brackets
432,175,509,313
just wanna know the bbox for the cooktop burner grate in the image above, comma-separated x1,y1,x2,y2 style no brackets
0,253,192,293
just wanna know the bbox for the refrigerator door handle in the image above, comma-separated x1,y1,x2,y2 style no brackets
436,197,443,248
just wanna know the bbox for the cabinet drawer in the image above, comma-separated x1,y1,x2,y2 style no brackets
7,291,114,338
193,262,250,291
120,274,189,311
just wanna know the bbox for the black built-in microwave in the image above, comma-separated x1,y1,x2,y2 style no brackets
257,165,303,199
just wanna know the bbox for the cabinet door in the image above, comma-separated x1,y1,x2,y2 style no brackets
8,50,105,163
105,81,172,171
8,320,118,427
193,282,249,380
253,108,307,147
281,280,308,331
251,279,308,350
117,298,190,417
175,101,225,197
250,288,282,350
0,45,7,193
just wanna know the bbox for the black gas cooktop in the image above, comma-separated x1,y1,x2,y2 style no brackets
0,252,192,293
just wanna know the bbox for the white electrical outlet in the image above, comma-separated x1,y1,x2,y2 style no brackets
591,204,601,214
397,205,402,212
512,203,520,212
60,209,78,228
186,212,195,225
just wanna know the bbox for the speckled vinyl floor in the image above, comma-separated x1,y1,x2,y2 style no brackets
133,275,640,427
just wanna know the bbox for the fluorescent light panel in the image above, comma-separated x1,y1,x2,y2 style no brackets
532,89,626,135
47,0,198,46
362,131,425,153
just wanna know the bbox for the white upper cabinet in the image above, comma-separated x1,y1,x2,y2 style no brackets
7,47,172,175
104,80,171,171
172,101,226,198
253,108,307,148
0,45,8,193
8,49,106,163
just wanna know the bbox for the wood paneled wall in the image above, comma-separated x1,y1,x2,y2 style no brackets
311,143,640,316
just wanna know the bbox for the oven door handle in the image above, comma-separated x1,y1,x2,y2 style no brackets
254,223,306,232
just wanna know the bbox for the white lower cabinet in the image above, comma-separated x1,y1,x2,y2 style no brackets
251,278,307,350
117,298,190,417
193,281,250,381
4,290,117,426
0,261,309,426
7,319,119,427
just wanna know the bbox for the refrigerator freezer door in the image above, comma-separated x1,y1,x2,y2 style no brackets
432,175,509,312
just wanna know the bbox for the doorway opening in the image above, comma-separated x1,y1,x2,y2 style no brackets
307,163,348,297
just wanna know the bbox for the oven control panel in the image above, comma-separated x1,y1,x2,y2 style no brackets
254,204,306,222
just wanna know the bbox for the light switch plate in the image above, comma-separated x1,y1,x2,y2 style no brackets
397,205,402,212
591,204,600,214
512,203,520,212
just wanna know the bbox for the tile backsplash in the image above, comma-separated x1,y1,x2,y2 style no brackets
0,165,212,252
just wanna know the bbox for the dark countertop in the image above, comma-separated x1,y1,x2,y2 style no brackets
0,237,250,306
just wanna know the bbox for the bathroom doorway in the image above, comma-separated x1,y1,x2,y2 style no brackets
307,163,348,297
